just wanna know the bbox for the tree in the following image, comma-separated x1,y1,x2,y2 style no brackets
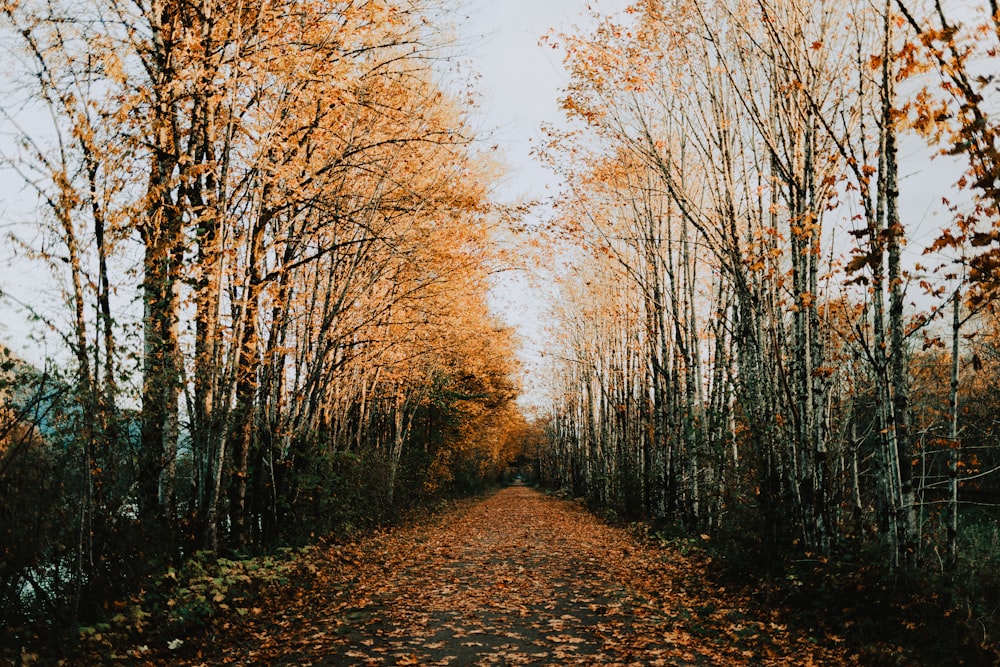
0,0,523,630
536,0,968,569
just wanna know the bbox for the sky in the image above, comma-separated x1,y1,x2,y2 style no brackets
0,0,968,410
452,0,970,414
456,0,631,412
0,3,621,339
0,0,630,415
459,0,627,200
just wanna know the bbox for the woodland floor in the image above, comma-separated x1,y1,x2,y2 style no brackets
79,485,999,666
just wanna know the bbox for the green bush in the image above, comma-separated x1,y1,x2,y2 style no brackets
84,547,308,643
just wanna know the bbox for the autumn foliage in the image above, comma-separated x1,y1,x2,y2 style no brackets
3,0,1000,661
0,0,527,639
532,0,1000,649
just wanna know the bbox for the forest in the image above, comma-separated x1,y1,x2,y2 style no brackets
1,0,1000,662
0,0,529,637
534,0,1000,648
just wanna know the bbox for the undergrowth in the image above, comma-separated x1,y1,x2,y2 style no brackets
56,547,314,663
641,518,1000,666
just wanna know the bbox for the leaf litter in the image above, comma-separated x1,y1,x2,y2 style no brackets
112,486,853,666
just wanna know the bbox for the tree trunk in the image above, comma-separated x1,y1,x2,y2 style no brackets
947,287,961,572
881,5,917,568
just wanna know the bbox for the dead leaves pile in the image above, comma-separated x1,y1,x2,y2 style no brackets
119,487,853,666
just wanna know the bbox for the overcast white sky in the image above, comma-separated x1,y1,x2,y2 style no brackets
454,0,966,412
455,0,632,411
0,0,963,409
0,2,626,360
459,0,628,200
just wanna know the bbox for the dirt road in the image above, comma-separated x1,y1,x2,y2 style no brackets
153,486,842,666
312,484,684,666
